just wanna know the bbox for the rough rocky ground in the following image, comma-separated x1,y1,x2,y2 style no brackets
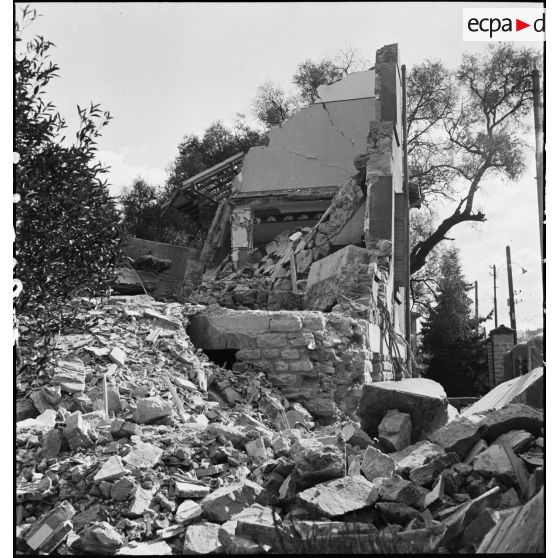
15,295,544,554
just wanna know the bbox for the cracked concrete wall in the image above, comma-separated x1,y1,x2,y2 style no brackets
234,71,376,194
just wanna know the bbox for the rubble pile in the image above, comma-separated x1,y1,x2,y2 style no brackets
191,175,375,315
16,296,544,554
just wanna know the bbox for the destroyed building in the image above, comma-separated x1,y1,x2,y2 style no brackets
162,44,421,418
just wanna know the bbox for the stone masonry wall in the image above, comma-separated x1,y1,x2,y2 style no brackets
188,308,374,418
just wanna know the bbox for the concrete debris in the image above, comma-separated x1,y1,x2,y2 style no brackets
183,522,222,554
358,378,450,442
297,475,379,517
361,446,395,481
15,295,544,555
378,409,412,451
389,440,446,476
428,403,543,458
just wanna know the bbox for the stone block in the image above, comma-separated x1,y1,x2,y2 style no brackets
94,456,127,483
175,480,210,499
269,314,303,332
378,409,412,452
236,349,261,360
175,500,203,524
200,480,264,523
63,411,93,449
389,440,446,477
361,446,395,481
123,441,163,469
287,332,315,348
256,333,287,348
280,348,299,359
52,359,86,393
291,437,344,485
297,475,379,518
261,348,280,358
133,397,173,424
358,379,449,442
288,360,314,372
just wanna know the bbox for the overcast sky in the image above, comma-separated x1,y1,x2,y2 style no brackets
15,1,544,330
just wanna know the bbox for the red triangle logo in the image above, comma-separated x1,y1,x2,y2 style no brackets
516,19,530,31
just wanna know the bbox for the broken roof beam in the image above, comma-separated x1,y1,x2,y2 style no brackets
161,152,244,215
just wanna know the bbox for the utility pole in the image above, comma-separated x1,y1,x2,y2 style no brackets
401,64,412,374
532,69,544,277
491,264,498,328
474,280,479,336
506,245,517,345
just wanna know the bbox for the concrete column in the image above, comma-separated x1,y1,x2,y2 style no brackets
488,325,515,387
230,206,254,268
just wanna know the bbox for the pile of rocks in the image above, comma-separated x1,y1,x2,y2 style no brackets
15,296,544,554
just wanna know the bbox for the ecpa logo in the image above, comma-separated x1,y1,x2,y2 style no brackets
463,8,545,41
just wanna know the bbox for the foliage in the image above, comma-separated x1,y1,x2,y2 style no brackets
166,117,265,194
293,46,368,104
15,6,121,374
119,178,204,248
251,82,299,128
253,46,368,127
420,247,489,396
15,7,120,313
407,44,541,275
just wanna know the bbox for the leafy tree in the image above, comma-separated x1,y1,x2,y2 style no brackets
293,46,368,104
166,117,265,194
119,178,204,248
251,81,299,128
420,247,489,396
15,6,120,314
407,44,541,275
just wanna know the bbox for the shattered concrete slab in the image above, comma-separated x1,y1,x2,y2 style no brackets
358,378,449,441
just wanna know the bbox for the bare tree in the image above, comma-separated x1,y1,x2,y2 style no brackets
408,44,541,275
251,81,298,128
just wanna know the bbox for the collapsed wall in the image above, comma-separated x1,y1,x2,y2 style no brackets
187,306,391,420
184,44,410,417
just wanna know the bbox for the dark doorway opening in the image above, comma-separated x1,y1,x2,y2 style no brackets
203,349,238,370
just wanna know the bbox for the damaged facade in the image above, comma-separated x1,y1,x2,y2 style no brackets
165,44,421,416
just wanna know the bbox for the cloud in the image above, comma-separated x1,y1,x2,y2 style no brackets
96,149,167,196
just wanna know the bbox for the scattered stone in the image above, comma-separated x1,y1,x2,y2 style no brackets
218,505,268,554
409,452,460,487
109,347,127,367
361,446,395,481
271,435,291,457
123,440,163,469
133,397,173,424
376,501,424,526
358,378,449,441
500,487,520,508
111,477,136,501
390,440,445,476
340,421,374,448
41,429,62,459
175,500,203,524
245,437,267,462
378,476,428,509
175,480,210,499
493,430,534,453
378,409,412,451
63,411,93,449
290,437,344,485
297,475,379,517
428,403,543,459
128,485,156,517
25,501,76,553
94,456,127,483
464,438,488,464
52,359,86,393
76,521,124,554
201,480,264,523
183,522,222,554
116,540,173,555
